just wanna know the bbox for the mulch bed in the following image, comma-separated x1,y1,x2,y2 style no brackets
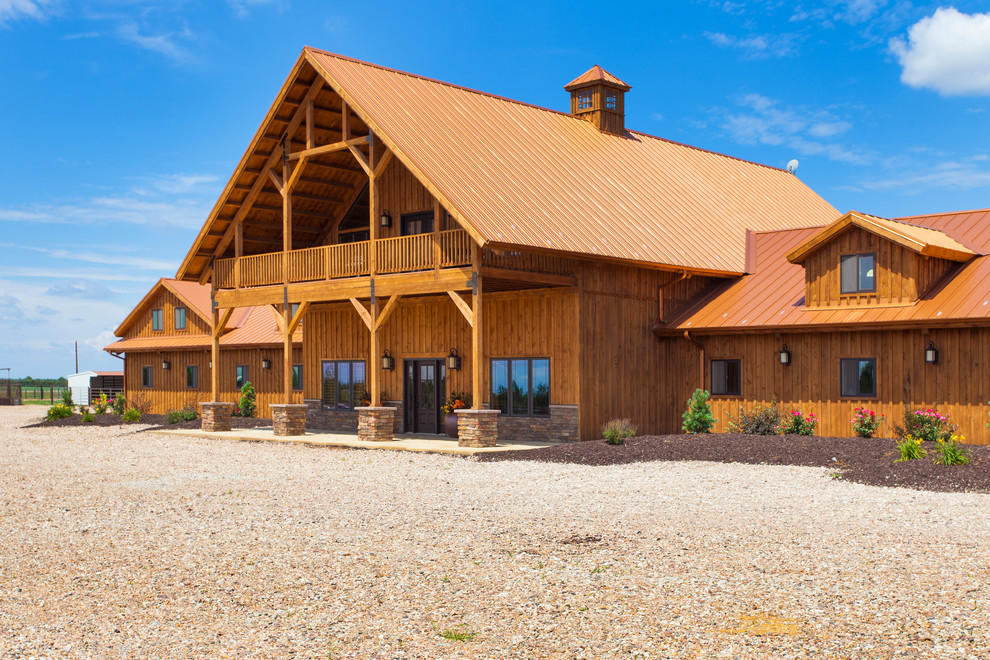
478,433,990,494
24,414,273,431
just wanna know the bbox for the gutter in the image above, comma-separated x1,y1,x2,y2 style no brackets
656,270,690,324
683,330,706,391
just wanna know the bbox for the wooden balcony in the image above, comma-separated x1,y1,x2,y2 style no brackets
213,229,575,304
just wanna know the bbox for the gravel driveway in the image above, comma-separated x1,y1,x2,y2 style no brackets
2,405,989,658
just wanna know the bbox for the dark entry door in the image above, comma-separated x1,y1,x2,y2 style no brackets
404,359,446,434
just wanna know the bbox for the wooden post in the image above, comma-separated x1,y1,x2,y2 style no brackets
234,223,243,289
433,199,441,280
471,243,483,409
283,301,292,404
211,279,220,402
282,138,292,287
370,300,379,407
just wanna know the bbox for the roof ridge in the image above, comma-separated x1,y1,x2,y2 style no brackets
306,47,790,175
895,207,990,220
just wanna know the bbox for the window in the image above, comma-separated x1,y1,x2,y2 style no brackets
175,307,186,330
292,364,302,390
605,93,617,110
577,92,591,110
142,366,153,388
491,358,550,416
711,359,741,396
840,253,875,294
841,358,876,397
321,360,366,410
400,211,433,236
151,309,163,331
186,365,198,389
235,365,248,389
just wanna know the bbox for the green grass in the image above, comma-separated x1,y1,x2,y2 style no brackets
434,623,477,642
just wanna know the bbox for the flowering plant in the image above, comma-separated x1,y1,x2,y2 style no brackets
94,392,110,414
851,407,885,438
897,408,955,443
782,409,817,436
896,434,926,461
441,392,471,416
934,433,971,466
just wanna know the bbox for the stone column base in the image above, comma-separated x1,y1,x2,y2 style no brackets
200,402,234,432
270,404,308,436
356,407,396,442
456,409,501,447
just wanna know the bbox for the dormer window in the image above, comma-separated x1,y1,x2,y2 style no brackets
578,93,592,110
840,253,875,294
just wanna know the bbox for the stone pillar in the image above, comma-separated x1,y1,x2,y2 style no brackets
356,407,396,442
270,403,308,436
200,402,234,432
456,409,500,448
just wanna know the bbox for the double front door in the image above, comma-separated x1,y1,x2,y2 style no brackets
404,359,447,434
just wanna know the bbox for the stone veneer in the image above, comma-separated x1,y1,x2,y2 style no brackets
200,402,234,432
496,405,580,443
304,399,403,433
356,407,396,442
456,409,501,447
270,403,308,436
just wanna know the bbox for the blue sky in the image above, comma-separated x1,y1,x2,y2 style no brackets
1,0,989,378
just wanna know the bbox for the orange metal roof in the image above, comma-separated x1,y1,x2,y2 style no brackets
787,211,976,264
306,48,839,273
660,208,990,332
564,65,631,91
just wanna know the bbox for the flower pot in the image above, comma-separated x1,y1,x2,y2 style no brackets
444,413,459,438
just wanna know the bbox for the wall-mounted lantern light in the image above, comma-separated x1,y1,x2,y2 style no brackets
162,359,170,370
925,341,938,365
380,210,392,228
381,349,395,371
779,344,791,366
262,357,272,370
447,348,461,370
208,360,212,369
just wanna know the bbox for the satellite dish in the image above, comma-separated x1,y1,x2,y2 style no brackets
786,159,799,175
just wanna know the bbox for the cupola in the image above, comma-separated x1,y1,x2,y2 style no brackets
564,65,631,135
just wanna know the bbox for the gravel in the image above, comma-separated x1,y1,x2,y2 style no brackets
3,405,990,658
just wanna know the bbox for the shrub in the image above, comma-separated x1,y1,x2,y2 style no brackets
81,410,95,423
94,392,110,414
933,434,971,466
61,388,74,406
166,410,182,424
602,418,637,445
166,407,199,424
45,403,73,421
122,407,142,423
895,435,927,461
682,389,717,433
728,401,782,435
111,395,127,416
238,381,256,418
851,407,885,438
894,408,956,443
782,410,818,436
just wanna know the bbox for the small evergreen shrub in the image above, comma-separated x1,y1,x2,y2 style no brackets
782,410,818,436
682,389,717,433
895,435,926,461
45,403,73,421
933,435,971,466
602,418,637,445
894,408,955,443
122,408,142,423
237,381,256,418
61,388,74,406
851,407,885,438
165,408,198,424
728,401,782,435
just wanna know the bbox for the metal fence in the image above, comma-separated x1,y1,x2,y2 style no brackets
0,380,20,406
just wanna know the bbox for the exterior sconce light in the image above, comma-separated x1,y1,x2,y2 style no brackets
447,348,461,370
380,210,392,228
162,360,170,370
381,349,395,371
779,344,791,365
925,341,938,365
262,358,271,370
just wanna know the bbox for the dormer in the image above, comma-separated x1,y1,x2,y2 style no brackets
564,65,631,135
786,211,977,309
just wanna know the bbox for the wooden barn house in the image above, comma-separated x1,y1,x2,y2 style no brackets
164,47,840,445
105,278,302,413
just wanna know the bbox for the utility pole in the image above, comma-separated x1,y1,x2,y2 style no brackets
75,341,79,374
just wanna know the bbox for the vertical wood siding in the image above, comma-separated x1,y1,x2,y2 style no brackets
127,290,210,338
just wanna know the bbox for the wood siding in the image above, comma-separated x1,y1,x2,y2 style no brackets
302,289,579,409
661,327,990,444
124,346,303,415
126,289,210,338
803,227,953,307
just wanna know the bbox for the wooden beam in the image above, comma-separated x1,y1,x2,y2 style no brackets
374,295,402,331
342,102,350,140
369,297,379,407
373,149,393,179
269,304,285,333
290,191,346,205
306,98,314,150
234,223,243,289
471,244,483,409
288,136,369,161
267,168,284,196
447,290,474,327
349,144,373,177
283,302,292,404
287,301,309,335
285,156,308,193
213,306,235,339
349,297,373,331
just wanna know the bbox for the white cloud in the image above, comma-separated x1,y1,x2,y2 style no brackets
229,0,285,19
47,281,116,299
115,20,195,62
705,31,799,58
856,156,990,192
0,0,56,26
717,93,870,164
890,8,990,96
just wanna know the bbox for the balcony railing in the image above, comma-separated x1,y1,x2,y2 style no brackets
215,228,570,290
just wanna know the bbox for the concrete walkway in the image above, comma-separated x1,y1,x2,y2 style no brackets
149,426,555,456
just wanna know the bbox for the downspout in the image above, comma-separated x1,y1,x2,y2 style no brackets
684,330,706,391
657,270,691,324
